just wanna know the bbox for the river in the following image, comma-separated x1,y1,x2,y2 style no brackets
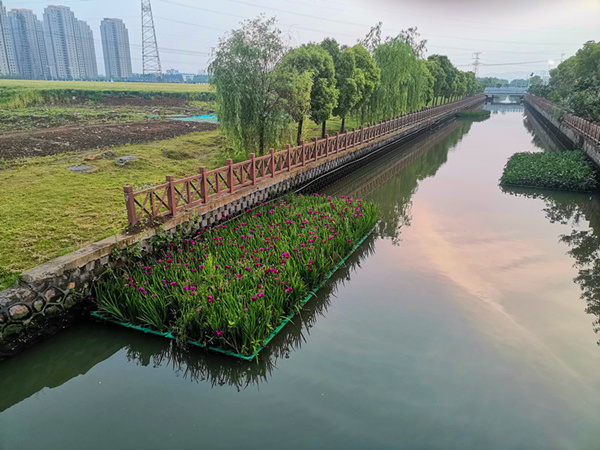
2,104,600,449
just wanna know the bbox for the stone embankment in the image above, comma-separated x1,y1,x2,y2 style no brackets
525,95,600,167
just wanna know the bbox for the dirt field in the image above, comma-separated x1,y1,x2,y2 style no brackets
0,120,217,159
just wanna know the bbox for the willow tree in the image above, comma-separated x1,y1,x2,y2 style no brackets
425,59,446,105
281,44,338,139
349,44,380,124
209,17,291,155
369,39,416,121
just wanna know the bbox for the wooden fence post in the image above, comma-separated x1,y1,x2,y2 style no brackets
286,144,291,171
300,140,306,166
227,159,234,193
313,138,318,161
249,154,256,185
345,129,350,149
269,148,275,177
166,175,177,217
123,186,136,227
334,132,339,153
359,125,363,144
199,167,208,203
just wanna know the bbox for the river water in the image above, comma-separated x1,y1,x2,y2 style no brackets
2,104,600,449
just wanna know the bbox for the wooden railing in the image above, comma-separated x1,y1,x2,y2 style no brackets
526,94,600,145
124,94,485,226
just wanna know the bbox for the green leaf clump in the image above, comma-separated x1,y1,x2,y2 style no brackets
500,151,597,192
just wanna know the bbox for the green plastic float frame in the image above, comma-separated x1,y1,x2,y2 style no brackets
92,226,376,361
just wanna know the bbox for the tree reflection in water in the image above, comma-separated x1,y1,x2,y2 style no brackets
502,186,600,344
122,234,376,390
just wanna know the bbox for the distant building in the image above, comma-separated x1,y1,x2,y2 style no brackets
8,9,50,80
43,5,97,80
0,0,17,76
100,18,132,79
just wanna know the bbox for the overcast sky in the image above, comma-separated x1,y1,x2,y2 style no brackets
5,0,599,79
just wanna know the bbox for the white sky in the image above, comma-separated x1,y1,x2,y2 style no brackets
5,0,599,78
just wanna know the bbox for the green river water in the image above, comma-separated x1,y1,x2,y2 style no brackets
1,104,600,449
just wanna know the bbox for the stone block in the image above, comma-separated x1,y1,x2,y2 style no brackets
33,299,45,312
2,323,24,337
9,304,31,321
44,306,62,318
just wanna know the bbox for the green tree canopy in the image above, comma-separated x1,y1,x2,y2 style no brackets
209,16,291,155
348,44,381,123
281,43,338,138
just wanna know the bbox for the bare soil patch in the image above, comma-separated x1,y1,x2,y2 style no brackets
0,120,217,159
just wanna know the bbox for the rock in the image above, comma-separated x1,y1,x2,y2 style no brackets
0,312,7,323
9,304,31,320
67,164,96,173
33,299,45,312
100,150,115,158
64,295,80,309
44,288,57,302
2,323,24,337
44,306,62,318
115,155,137,167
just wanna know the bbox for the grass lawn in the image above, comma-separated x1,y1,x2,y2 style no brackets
0,79,213,93
0,115,367,289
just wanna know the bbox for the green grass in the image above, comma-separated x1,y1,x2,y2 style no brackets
500,151,597,191
0,79,215,109
0,79,213,93
0,130,226,286
94,194,377,357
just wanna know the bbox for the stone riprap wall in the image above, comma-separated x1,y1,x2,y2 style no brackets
525,98,600,167
0,96,484,358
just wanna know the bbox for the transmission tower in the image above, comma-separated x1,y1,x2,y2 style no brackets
472,52,482,76
141,0,161,76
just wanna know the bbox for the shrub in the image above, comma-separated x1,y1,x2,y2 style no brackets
456,109,491,120
500,151,597,191
95,194,378,357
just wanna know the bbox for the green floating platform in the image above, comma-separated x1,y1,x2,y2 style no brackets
92,227,375,361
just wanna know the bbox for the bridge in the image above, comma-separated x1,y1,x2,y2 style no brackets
484,87,527,103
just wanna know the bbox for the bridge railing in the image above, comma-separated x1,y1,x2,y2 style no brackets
124,94,485,227
526,94,600,145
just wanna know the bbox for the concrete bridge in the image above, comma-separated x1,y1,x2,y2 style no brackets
484,87,527,103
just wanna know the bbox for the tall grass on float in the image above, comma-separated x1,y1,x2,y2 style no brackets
95,194,378,357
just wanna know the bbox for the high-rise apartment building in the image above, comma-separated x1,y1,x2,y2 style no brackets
8,9,50,80
43,5,96,80
0,0,17,76
100,18,132,79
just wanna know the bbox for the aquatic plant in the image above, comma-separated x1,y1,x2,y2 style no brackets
95,194,378,357
455,109,491,120
500,151,597,192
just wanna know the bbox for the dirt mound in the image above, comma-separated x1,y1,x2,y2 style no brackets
0,121,217,159
98,96,187,107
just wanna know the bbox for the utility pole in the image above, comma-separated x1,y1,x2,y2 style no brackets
141,0,161,77
472,52,482,77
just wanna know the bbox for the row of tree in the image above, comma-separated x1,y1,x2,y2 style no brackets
209,17,482,155
530,40,599,121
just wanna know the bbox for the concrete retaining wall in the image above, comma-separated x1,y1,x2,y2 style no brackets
525,99,600,167
0,96,484,358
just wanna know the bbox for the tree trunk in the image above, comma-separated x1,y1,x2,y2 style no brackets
296,119,303,145
259,129,265,156
321,121,326,139
340,117,346,132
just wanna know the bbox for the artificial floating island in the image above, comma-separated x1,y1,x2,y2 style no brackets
93,194,378,359
500,151,597,192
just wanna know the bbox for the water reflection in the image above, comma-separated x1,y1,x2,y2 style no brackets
522,108,568,152
329,119,473,245
502,186,600,344
0,234,376,405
